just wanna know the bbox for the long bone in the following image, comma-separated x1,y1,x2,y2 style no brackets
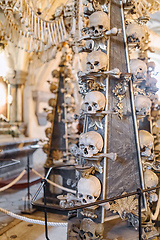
53,22,58,44
61,16,67,40
58,18,65,42
51,23,57,45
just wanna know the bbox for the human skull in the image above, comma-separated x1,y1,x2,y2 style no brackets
45,127,52,138
65,94,75,106
146,77,157,88
139,130,154,157
152,124,160,138
135,95,151,119
126,23,146,43
77,175,101,205
130,59,147,83
64,80,74,95
80,218,104,240
42,143,50,154
47,112,54,122
86,51,108,74
79,131,103,157
144,169,158,189
48,98,56,108
83,91,106,113
149,192,158,203
66,112,75,122
89,11,109,38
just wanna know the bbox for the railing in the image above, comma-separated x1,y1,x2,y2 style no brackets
32,166,160,240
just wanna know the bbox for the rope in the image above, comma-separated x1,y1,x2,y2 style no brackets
0,206,67,227
150,189,160,220
32,168,76,194
0,170,26,192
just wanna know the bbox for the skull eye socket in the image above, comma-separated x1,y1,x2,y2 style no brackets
93,102,98,108
94,61,99,66
85,102,89,106
98,25,103,29
80,144,85,149
91,26,95,30
89,145,95,150
78,193,83,198
87,232,94,237
87,195,93,200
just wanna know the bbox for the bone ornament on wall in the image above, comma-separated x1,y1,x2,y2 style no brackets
0,0,69,54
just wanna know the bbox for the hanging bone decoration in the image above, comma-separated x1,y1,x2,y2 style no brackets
123,0,160,19
77,175,101,206
79,131,103,158
134,95,151,120
0,0,68,53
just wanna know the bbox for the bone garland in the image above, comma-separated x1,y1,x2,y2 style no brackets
60,16,68,40
2,1,68,52
50,23,56,45
123,0,160,19
58,18,65,42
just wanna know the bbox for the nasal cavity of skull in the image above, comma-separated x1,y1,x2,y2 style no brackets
87,62,94,69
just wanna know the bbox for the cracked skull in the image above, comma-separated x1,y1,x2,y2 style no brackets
77,175,101,205
89,11,109,38
130,59,147,83
83,91,106,113
86,51,108,73
135,95,151,119
79,131,103,157
139,130,154,157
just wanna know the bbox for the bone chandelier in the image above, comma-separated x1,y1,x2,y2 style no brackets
0,0,68,53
